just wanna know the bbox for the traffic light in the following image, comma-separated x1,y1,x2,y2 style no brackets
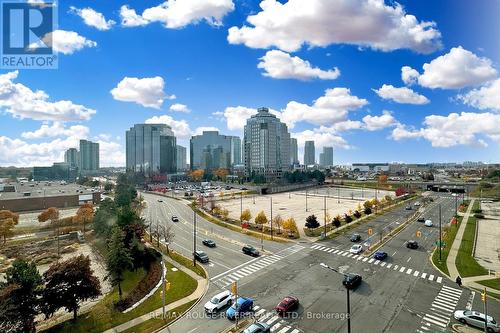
481,291,487,302
416,230,422,238
368,228,373,236
231,281,237,295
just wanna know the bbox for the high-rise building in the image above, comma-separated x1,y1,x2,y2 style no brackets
64,148,79,169
290,138,299,166
79,140,99,172
304,141,315,166
176,145,187,171
243,107,290,178
126,124,177,175
230,136,242,165
190,131,239,170
319,146,333,167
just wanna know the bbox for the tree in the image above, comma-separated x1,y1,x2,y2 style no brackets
282,218,298,237
93,198,116,238
378,174,388,186
38,207,60,256
305,215,320,229
220,208,229,220
333,217,341,228
106,227,133,300
0,210,19,244
189,169,205,182
0,260,42,333
161,224,175,254
74,203,94,233
344,214,353,223
240,209,252,223
254,211,268,229
104,182,115,192
214,168,229,181
272,214,283,234
41,255,101,320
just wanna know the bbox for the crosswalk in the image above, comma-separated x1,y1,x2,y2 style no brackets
416,285,463,332
212,245,304,288
251,305,302,333
310,244,443,284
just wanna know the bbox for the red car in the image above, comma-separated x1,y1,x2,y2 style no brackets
275,296,299,315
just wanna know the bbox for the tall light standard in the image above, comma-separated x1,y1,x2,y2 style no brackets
320,263,351,333
240,192,243,224
337,187,340,204
323,195,327,236
439,204,442,262
270,196,273,241
193,204,197,266
306,189,308,212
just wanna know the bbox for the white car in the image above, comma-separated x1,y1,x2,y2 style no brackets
204,290,233,313
424,220,433,227
454,310,500,332
349,244,363,254
414,202,421,207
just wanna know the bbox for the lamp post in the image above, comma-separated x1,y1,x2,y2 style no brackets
439,204,442,262
338,187,340,204
324,195,327,237
270,196,273,241
320,263,351,333
193,207,197,266
306,189,308,212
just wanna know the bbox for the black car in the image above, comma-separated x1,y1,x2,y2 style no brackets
350,233,361,242
171,216,179,222
203,239,216,248
342,274,362,289
406,240,419,249
405,205,412,210
242,245,260,257
194,250,209,263
417,217,425,223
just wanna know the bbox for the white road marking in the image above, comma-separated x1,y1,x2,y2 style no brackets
436,276,442,283
407,257,412,262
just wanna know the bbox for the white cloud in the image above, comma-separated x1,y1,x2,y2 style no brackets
219,106,266,131
293,127,351,163
391,112,500,147
120,5,149,27
169,103,190,113
403,46,497,89
258,50,340,80
123,0,235,29
111,76,167,108
41,30,97,55
401,66,420,85
70,7,115,30
0,71,96,121
373,84,429,105
21,122,89,139
362,110,398,131
228,0,441,53
145,115,192,139
458,78,500,111
97,139,126,167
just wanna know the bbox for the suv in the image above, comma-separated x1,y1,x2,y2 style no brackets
242,245,260,257
243,322,271,333
406,240,419,249
194,250,209,263
350,233,361,242
342,274,362,289
454,310,499,332
417,217,425,223
204,290,233,313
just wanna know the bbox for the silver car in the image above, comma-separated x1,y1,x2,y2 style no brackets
454,310,500,332
243,322,271,333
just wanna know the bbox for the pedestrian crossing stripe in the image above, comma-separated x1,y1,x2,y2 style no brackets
416,285,462,332
250,305,302,333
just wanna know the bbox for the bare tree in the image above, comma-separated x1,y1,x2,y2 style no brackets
161,224,175,254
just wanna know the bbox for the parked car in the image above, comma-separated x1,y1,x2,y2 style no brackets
414,202,421,207
157,199,163,202
202,239,216,248
350,233,361,242
424,219,433,227
406,240,419,249
226,297,254,320
373,251,388,260
417,217,425,223
194,250,209,263
349,244,363,254
243,322,271,333
204,290,233,313
242,245,260,257
454,310,500,332
274,296,299,315
405,205,412,210
171,216,179,222
342,273,362,289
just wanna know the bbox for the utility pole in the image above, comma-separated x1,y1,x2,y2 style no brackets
240,192,243,224
162,264,167,319
338,187,340,203
320,263,351,333
193,208,197,266
483,288,488,333
306,189,308,212
324,195,327,237
270,196,273,240
439,204,442,262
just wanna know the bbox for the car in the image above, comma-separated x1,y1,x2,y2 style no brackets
193,250,209,263
243,322,271,333
157,199,163,202
424,219,433,227
202,239,216,248
350,233,361,242
241,187,248,190
414,202,421,206
349,244,363,254
242,245,260,257
406,240,419,249
405,205,412,210
417,217,425,223
171,216,179,222
225,185,232,190
226,297,254,320
454,310,500,332
204,290,233,313
274,296,299,315
373,251,388,260
342,273,362,289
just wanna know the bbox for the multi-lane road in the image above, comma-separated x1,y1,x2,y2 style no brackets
141,191,500,333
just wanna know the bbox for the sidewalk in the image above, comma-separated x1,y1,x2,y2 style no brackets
103,256,208,333
447,199,475,281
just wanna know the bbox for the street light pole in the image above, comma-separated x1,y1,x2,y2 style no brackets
320,263,351,333
193,208,197,266
324,195,327,237
270,197,273,240
306,189,308,212
439,204,442,262
338,187,340,204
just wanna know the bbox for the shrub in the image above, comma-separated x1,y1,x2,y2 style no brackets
305,215,320,229
474,213,485,219
473,209,482,214
353,210,362,219
364,207,372,215
333,217,341,228
344,214,353,223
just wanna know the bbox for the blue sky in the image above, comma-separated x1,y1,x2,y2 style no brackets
1,0,499,167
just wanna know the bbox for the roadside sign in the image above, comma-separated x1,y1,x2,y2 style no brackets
368,228,373,236
231,281,237,295
416,230,422,238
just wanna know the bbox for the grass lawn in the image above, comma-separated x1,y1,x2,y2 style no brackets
477,278,500,291
455,202,488,278
120,300,196,333
432,220,462,276
42,260,197,333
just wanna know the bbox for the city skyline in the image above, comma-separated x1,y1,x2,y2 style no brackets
1,0,500,168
